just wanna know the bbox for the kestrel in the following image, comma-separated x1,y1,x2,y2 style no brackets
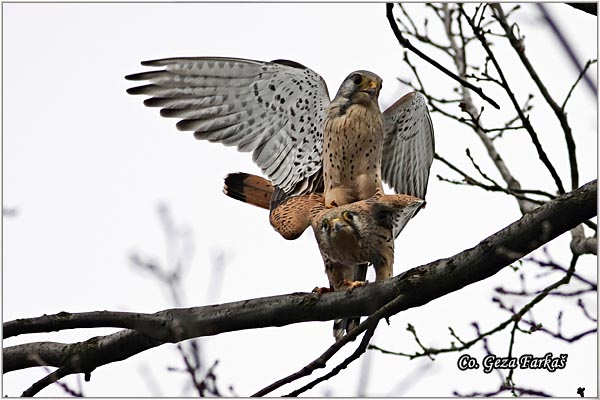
127,57,434,338
224,173,424,340
126,57,434,210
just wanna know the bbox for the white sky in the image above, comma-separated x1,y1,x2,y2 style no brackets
2,2,597,397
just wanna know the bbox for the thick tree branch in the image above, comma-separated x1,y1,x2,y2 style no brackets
4,181,596,395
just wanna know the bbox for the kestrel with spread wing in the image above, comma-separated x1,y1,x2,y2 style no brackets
224,173,424,340
126,57,434,209
127,57,434,338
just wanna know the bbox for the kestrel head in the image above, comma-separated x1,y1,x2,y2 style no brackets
312,193,423,264
334,70,383,105
318,207,364,242
314,205,368,264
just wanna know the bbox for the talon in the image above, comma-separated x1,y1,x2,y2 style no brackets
327,200,339,208
341,279,366,291
312,286,333,294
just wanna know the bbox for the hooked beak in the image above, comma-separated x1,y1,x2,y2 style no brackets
360,81,379,97
331,218,344,233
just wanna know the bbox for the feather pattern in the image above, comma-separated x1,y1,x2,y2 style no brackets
126,57,330,195
382,92,435,199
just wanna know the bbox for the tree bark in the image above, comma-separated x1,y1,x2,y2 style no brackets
4,180,596,378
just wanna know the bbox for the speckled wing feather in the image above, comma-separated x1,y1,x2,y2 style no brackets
269,194,325,240
126,57,330,195
381,92,435,199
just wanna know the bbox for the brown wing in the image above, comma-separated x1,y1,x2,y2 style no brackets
269,194,325,240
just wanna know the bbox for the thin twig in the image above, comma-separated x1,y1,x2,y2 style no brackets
386,3,500,109
284,325,378,396
434,153,552,204
440,4,537,214
460,4,566,195
491,3,581,191
537,3,597,95
370,254,581,360
562,59,597,111
22,366,73,397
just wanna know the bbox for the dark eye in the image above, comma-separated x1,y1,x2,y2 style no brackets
342,211,354,222
321,220,330,231
352,74,363,85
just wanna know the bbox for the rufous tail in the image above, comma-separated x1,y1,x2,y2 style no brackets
223,173,274,210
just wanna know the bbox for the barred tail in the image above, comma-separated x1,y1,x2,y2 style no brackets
223,173,274,210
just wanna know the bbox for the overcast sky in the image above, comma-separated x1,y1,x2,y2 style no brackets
2,3,597,397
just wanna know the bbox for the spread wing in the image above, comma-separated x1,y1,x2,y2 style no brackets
381,91,435,199
126,57,330,195
371,194,425,238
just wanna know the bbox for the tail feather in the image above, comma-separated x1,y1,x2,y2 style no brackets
223,173,274,210
333,317,361,341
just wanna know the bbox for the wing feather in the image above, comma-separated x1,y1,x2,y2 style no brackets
382,91,434,199
126,57,330,194
269,194,325,240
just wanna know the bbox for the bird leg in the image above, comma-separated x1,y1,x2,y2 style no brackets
341,279,367,291
312,286,333,294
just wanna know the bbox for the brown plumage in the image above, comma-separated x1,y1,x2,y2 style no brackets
270,191,424,284
223,173,424,340
271,190,424,340
128,57,434,340
223,172,273,209
323,71,384,208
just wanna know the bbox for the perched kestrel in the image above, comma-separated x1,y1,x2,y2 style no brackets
224,173,424,340
127,57,434,338
126,57,434,209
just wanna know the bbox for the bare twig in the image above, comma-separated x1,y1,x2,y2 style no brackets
371,253,582,361
460,4,567,195
537,3,597,95
434,153,550,205
438,4,538,214
561,59,597,111
491,3,581,191
454,385,552,397
577,298,598,322
386,3,500,109
284,324,378,396
21,366,74,397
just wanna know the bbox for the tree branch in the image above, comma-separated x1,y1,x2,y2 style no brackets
460,5,567,195
491,3,580,191
538,3,598,95
567,3,597,16
385,3,500,109
439,4,538,215
4,181,596,395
